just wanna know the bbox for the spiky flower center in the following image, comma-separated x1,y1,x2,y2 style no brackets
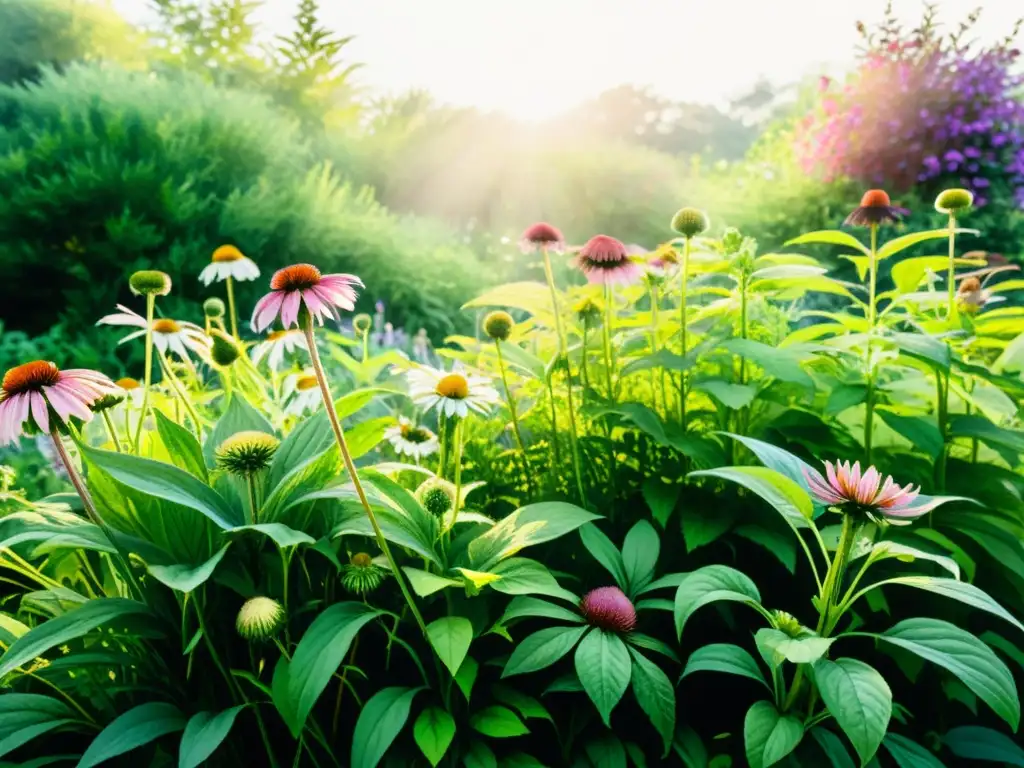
483,311,514,341
351,552,373,567
436,373,469,400
859,189,891,208
2,361,59,395
129,270,172,296
670,208,710,238
212,245,244,263
399,423,433,444
152,319,181,334
271,264,321,291
296,374,318,391
416,478,456,517
216,431,280,476
580,586,637,633
236,596,285,641
115,377,140,390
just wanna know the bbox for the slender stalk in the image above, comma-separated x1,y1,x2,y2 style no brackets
864,224,879,465
220,368,233,404
100,410,122,453
649,283,668,415
133,294,156,452
158,352,202,438
494,340,533,495
540,246,586,505
302,319,429,637
946,212,957,319
245,475,258,525
602,284,618,497
679,237,691,429
936,372,949,491
226,276,239,339
545,378,561,475
361,331,369,365
449,419,464,531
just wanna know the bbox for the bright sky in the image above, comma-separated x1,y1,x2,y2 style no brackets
114,0,1019,119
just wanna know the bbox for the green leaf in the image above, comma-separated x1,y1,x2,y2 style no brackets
351,687,424,768
499,596,583,626
755,629,834,665
268,411,334,488
877,411,944,460
0,694,77,760
949,414,1024,455
719,339,814,387
889,332,951,371
882,733,947,767
870,577,1023,634
744,700,804,768
427,617,473,677
813,658,892,766
154,410,208,481
413,707,455,767
681,644,769,689
811,728,857,768
0,599,154,678
785,230,869,255
879,618,1020,729
82,445,241,529
454,656,478,701
689,466,813,531
148,545,230,593
694,379,758,409
673,725,709,768
273,602,381,737
628,646,675,757
204,395,274,465
580,524,628,590
642,478,680,528
575,629,631,726
345,417,393,460
462,740,497,768
734,525,797,573
502,625,589,678
621,348,696,377
403,567,462,597
674,565,762,638
585,733,628,768
622,520,659,596
227,523,315,550
178,706,245,768
944,725,1024,765
890,255,986,294
876,228,977,260
496,340,546,380
469,706,529,738
490,685,551,722
489,557,578,602
78,702,186,768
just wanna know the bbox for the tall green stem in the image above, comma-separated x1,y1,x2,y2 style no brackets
679,237,691,430
449,419,464,531
864,224,878,465
649,282,667,414
602,284,618,498
133,294,156,452
495,341,533,495
246,475,259,525
101,410,122,453
225,276,239,339
158,352,202,439
936,372,949,491
946,212,957,319
302,319,429,638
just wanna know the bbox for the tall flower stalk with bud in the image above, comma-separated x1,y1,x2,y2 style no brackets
483,310,533,494
669,208,709,431
125,270,171,452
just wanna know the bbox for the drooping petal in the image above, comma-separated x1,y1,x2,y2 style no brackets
252,291,286,332
29,391,48,434
199,262,220,285
43,385,91,423
280,290,302,329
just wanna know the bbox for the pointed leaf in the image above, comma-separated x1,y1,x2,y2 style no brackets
744,700,804,768
575,629,631,727
785,230,869,255
78,702,186,768
502,625,589,678
628,646,675,756
469,706,529,738
813,658,892,765
413,707,455,767
427,617,473,677
674,565,763,637
148,545,230,593
580,524,628,589
882,733,947,767
681,643,769,689
351,687,424,768
178,706,245,768
943,725,1024,766
622,520,659,596
689,466,813,529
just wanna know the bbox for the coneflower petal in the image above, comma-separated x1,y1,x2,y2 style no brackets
252,292,286,332
280,291,302,330
29,391,48,433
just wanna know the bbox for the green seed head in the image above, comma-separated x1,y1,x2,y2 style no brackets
236,597,285,641
670,207,710,238
483,310,514,341
934,188,974,215
89,393,125,413
772,609,803,638
210,330,240,367
129,270,172,297
415,478,457,518
215,431,279,476
341,553,387,594
574,296,603,329
353,313,372,336
203,297,226,319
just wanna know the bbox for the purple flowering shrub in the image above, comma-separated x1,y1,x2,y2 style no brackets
797,5,1024,210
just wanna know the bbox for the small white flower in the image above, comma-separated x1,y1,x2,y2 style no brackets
406,363,499,419
384,417,439,460
251,329,308,371
283,370,322,415
97,305,211,369
200,245,261,285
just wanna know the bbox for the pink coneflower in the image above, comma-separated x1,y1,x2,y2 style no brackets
519,222,565,254
251,264,362,332
580,586,637,632
844,189,909,227
575,235,643,286
804,460,937,525
0,361,119,446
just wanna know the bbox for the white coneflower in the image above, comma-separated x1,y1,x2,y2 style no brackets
406,363,499,420
384,417,439,460
200,245,260,285
283,371,322,415
97,306,211,368
251,329,308,371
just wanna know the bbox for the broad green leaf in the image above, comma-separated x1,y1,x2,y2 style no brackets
496,340,546,380
575,629,631,726
879,618,1020,729
888,332,950,371
949,414,1024,455
154,410,208,481
867,541,959,579
580,524,628,590
178,706,245,768
694,379,758,409
877,411,944,460
489,557,578,602
273,602,381,737
868,577,1023,633
719,433,819,498
203,395,274,464
891,255,986,294
0,694,77,760
734,525,798,573
403,568,462,597
345,416,393,460
413,707,455,767
813,658,892,765
502,625,589,677
673,725,709,768
755,629,834,665
876,228,977,260
811,728,857,768
674,565,763,637
585,733,627,768
499,596,584,626
620,348,697,377
427,617,472,677
81,445,241,529
882,733,947,767
681,503,734,552
454,656,478,701
591,402,726,465
462,740,497,768
0,599,154,678
943,725,1024,766
454,567,502,590
268,411,333,488
622,520,659,596
148,545,230,593
628,646,675,757
78,702,186,768
689,466,813,530
351,687,424,768
719,339,814,386
469,706,529,738
744,700,804,768
642,478,680,528
226,523,316,549
785,230,869,255
681,644,768,689
462,281,554,318
490,685,552,722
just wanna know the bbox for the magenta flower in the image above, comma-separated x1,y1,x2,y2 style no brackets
804,460,936,525
0,361,119,446
519,222,565,254
575,235,643,286
580,586,637,632
251,264,363,332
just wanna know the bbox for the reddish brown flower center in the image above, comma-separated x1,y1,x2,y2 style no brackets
212,245,244,263
859,189,892,208
152,319,181,334
271,264,321,291
959,277,982,293
435,374,469,400
296,374,318,391
2,361,59,395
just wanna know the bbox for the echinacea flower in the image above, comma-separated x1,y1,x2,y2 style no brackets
283,371,322,415
519,222,565,254
98,306,211,366
251,264,362,332
200,245,261,285
580,586,637,632
935,188,974,215
670,208,710,239
129,270,172,297
251,329,308,371
804,460,937,525
340,552,387,595
415,477,457,518
483,310,514,341
844,190,909,227
203,298,226,320
0,362,120,446
406,363,500,419
575,235,644,286
384,417,439,460
215,431,279,476
236,596,285,641
209,330,240,367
